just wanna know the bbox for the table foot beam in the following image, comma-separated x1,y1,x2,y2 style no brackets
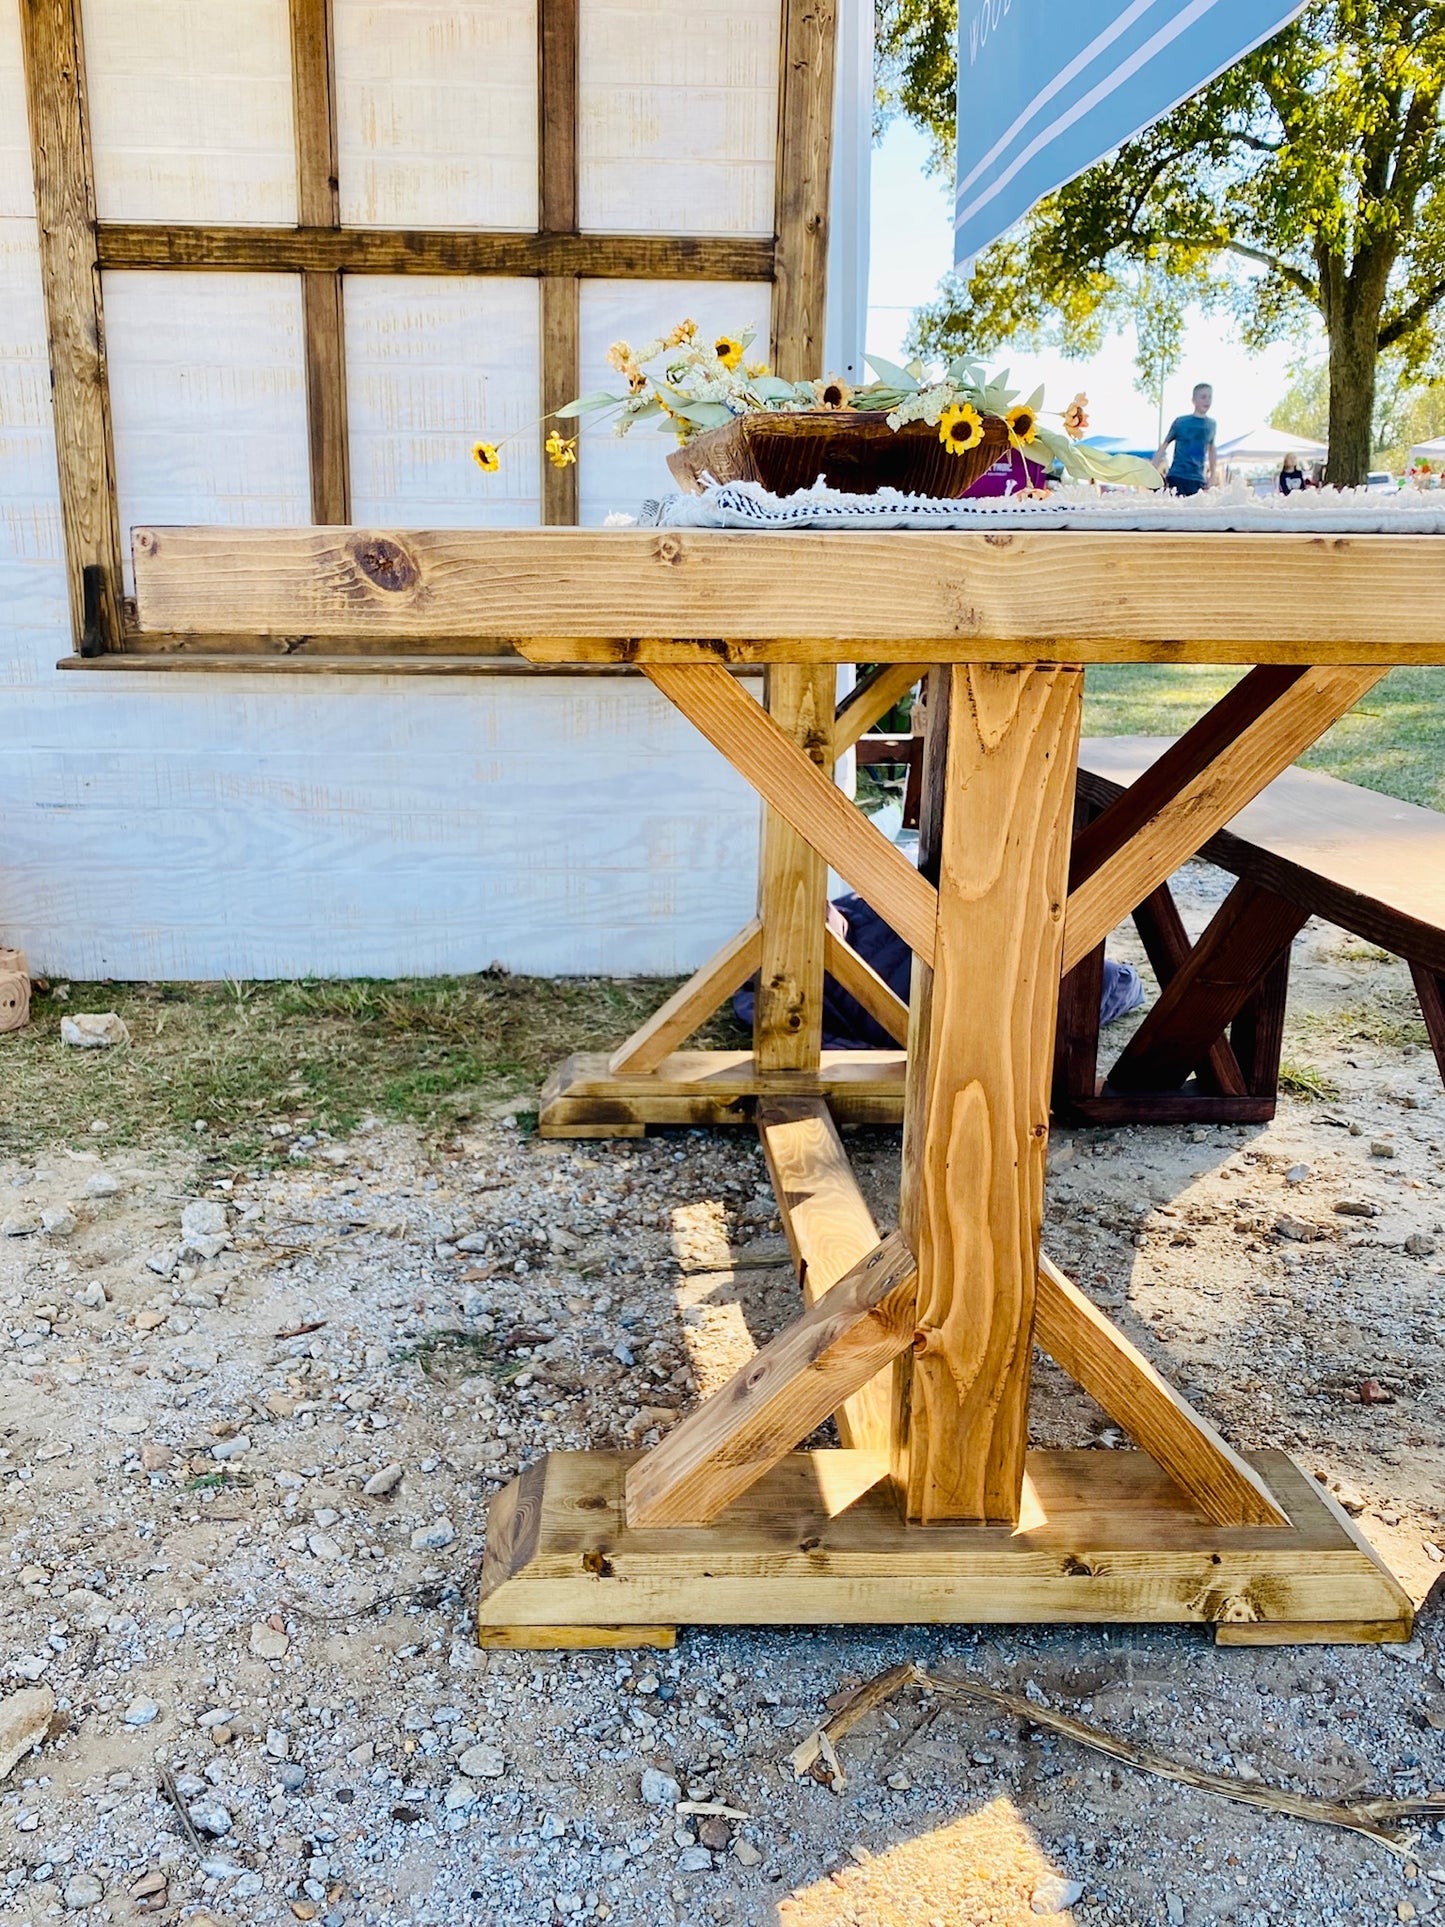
477,1449,1412,1644
537,1048,906,1136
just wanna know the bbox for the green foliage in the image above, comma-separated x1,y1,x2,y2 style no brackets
882,0,1445,483
1274,353,1445,465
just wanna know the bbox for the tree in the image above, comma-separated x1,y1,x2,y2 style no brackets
881,0,1445,485
1275,353,1445,466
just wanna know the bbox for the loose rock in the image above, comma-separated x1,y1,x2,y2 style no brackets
60,1012,129,1049
0,1685,56,1781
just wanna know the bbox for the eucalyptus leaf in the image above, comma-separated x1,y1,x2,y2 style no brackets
555,391,621,417
864,353,921,392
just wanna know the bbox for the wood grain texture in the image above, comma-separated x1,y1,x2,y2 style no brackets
96,224,776,279
538,0,577,234
897,664,1082,1526
19,0,123,653
129,526,1445,656
624,1230,918,1527
1129,882,1248,1097
1078,736,1445,980
1107,883,1309,1096
540,275,579,525
644,663,940,963
476,1448,1412,1635
833,661,926,752
755,663,834,1070
607,919,763,1075
290,0,349,524
1034,1256,1288,1528
757,1096,892,1452
824,925,909,1045
771,0,836,379
477,1623,676,1649
538,1047,907,1135
1063,666,1387,973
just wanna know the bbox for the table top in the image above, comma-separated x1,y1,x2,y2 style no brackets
127,525,1445,666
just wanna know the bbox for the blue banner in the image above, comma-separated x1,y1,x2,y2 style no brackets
954,0,1309,266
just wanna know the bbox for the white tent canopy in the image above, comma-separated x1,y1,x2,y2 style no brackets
1409,436,1445,462
1217,425,1329,464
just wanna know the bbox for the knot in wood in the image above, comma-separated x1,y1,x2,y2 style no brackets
912,1324,944,1356
351,535,417,593
134,529,157,556
654,536,685,566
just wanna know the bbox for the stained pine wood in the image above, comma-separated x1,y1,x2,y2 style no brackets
607,920,763,1075
95,224,777,279
1062,666,1386,973
833,663,926,753
643,664,940,962
624,1231,918,1528
540,276,580,526
19,0,124,654
896,664,1082,1527
755,664,834,1071
771,0,836,380
129,527,1445,659
1077,736,1445,979
823,926,909,1045
1411,963,1445,1084
1034,1257,1287,1528
538,1048,907,1136
289,0,350,527
1108,883,1309,1096
1129,882,1249,1097
476,1448,1412,1639
478,1624,676,1649
756,1097,892,1452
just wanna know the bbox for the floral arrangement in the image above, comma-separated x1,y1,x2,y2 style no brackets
471,322,1163,491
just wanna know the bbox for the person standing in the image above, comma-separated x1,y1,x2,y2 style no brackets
1154,383,1218,496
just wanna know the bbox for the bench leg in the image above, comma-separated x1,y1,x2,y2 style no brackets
1232,946,1292,1102
1409,962,1445,1090
1106,882,1308,1097
1129,881,1248,1097
1052,942,1105,1119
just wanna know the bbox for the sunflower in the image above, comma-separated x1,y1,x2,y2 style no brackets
713,334,744,371
1062,392,1089,440
471,440,500,474
813,374,853,410
1005,403,1039,448
545,428,578,470
937,402,984,455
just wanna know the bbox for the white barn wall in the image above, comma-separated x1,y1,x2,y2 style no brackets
0,2,762,983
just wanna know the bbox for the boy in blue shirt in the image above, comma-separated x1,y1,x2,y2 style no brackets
1154,383,1218,496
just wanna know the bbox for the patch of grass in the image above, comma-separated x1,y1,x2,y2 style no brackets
1083,665,1445,810
1292,994,1429,1053
395,1327,527,1385
1277,1059,1342,1102
0,973,747,1161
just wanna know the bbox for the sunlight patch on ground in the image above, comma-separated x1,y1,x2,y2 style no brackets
776,1796,1078,1926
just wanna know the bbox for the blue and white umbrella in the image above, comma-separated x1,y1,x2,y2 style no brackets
955,1,1310,267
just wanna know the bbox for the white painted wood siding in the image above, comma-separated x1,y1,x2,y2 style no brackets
0,4,760,981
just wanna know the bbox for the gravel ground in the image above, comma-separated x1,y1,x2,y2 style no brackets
2,876,1444,1927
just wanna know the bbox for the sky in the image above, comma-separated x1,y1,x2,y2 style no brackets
865,120,1313,452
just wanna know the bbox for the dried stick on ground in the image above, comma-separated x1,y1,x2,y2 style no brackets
790,1662,1445,1854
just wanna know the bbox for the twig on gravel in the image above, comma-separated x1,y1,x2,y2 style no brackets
273,1319,327,1339
790,1661,1445,1854
285,1578,461,1621
156,1766,205,1858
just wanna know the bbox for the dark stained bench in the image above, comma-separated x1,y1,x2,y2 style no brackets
1054,736,1445,1125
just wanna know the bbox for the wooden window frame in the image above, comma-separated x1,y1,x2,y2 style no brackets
19,0,837,668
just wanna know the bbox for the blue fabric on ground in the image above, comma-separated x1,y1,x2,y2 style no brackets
732,893,1145,1047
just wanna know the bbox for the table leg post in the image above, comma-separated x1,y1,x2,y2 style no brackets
754,663,836,1072
894,663,1083,1525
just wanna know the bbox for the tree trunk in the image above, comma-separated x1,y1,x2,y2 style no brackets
1324,282,1386,488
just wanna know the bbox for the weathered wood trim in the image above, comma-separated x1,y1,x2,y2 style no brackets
771,0,837,380
290,0,349,523
19,0,124,655
537,0,580,524
540,276,580,526
95,225,778,280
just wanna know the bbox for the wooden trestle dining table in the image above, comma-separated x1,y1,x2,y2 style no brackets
127,522,1445,1650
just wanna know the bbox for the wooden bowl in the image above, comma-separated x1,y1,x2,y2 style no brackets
665,408,1011,499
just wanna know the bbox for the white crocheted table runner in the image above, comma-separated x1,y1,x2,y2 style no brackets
635,477,1445,534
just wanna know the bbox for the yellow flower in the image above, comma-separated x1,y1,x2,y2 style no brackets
545,428,578,470
1005,404,1039,448
813,374,853,410
937,402,984,455
1062,392,1089,440
713,334,744,371
472,441,500,474
744,360,770,379
665,319,698,347
605,340,635,374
